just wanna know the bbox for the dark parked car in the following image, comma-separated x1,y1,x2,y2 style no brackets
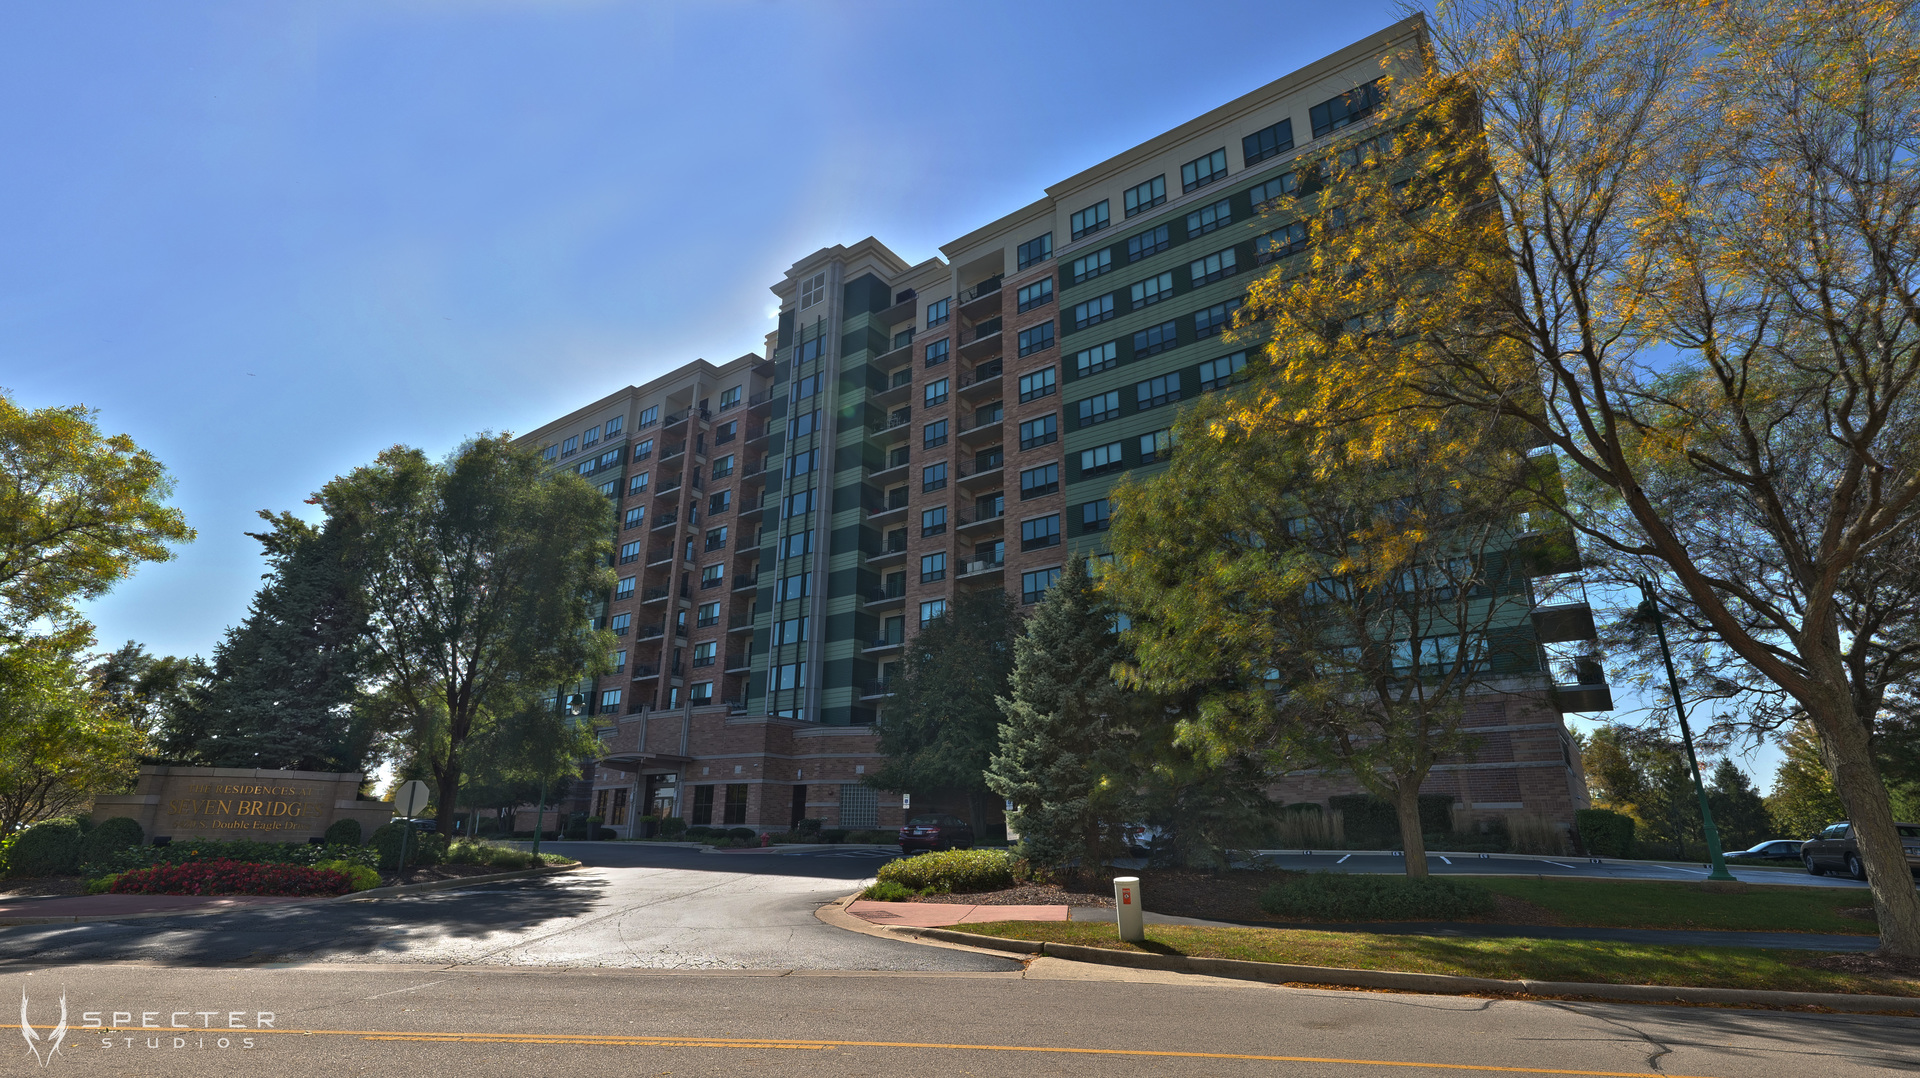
899,814,974,854
1800,821,1920,879
1725,839,1802,863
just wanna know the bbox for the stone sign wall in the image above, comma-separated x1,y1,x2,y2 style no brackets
91,765,394,843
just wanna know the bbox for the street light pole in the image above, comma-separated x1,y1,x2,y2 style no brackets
1636,577,1736,882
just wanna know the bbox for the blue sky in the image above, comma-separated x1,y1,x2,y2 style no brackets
2,1,1782,790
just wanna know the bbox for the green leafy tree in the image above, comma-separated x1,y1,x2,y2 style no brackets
89,641,207,740
0,391,193,635
870,587,1017,832
0,639,143,835
176,511,378,772
986,559,1142,876
1767,721,1848,839
321,436,614,836
1707,759,1773,851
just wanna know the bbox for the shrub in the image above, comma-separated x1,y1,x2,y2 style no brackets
1324,795,1455,849
726,827,755,841
445,840,535,870
794,817,823,839
110,860,351,897
78,839,376,878
657,816,687,839
86,874,120,895
6,818,87,877
875,848,1019,894
324,819,364,847
1575,809,1636,858
370,823,437,871
81,817,144,864
684,826,714,838
1258,872,1495,921
861,879,921,901
1505,813,1572,856
315,859,381,892
818,828,849,844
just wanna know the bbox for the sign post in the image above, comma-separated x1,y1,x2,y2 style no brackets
393,780,430,876
1113,876,1144,943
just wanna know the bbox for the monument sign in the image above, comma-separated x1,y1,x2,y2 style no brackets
91,765,394,843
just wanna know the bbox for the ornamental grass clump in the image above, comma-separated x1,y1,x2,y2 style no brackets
875,848,1019,894
445,840,536,870
108,860,352,897
1258,872,1496,922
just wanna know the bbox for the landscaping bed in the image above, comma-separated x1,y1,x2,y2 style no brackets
957,920,1920,997
906,882,1111,907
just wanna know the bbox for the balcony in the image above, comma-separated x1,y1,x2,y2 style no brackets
958,275,1003,318
630,663,660,680
865,584,907,608
1550,656,1614,713
727,621,756,635
642,586,671,604
738,494,768,521
731,572,759,592
651,512,678,531
645,547,675,566
860,679,895,700
748,389,776,412
959,359,1003,398
959,323,1002,363
957,505,1005,532
958,406,1004,443
655,480,682,498
868,490,910,522
869,454,909,483
863,635,903,653
879,288,918,326
1531,602,1598,644
959,555,1005,578
660,444,686,462
664,406,711,427
873,338,915,370
725,654,752,673
724,696,750,715
745,424,772,446
637,623,665,640
957,458,1004,489
872,369,913,408
867,534,908,566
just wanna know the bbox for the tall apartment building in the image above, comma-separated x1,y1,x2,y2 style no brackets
518,15,1600,838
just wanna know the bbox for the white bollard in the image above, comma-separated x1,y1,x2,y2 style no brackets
1113,876,1145,942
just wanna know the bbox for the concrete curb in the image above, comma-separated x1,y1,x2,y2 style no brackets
0,864,582,927
896,927,1920,1014
813,894,1029,960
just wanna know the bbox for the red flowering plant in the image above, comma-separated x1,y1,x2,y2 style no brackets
108,859,352,897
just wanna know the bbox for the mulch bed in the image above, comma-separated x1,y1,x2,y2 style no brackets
909,882,1113,907
0,877,89,898
1803,952,1920,978
384,863,544,886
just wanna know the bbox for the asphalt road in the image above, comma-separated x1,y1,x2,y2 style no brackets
1238,851,1879,888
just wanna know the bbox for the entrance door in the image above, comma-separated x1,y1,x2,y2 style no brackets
791,784,808,828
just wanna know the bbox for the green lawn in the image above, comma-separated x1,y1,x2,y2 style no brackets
963,920,1916,996
1465,877,1875,934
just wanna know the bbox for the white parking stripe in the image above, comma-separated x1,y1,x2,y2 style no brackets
1336,854,1352,864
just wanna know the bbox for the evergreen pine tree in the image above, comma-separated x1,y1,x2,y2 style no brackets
1706,758,1773,850
986,558,1138,875
180,511,377,772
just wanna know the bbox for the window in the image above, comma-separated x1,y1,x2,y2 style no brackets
1082,498,1112,532
1136,374,1181,410
1020,462,1059,499
611,575,636,601
789,410,818,439
1127,225,1170,262
1016,277,1053,312
702,454,728,480
1017,321,1054,356
1194,298,1242,339
699,563,722,589
1181,148,1227,192
1073,295,1116,330
1200,351,1248,390
611,648,627,674
1075,341,1119,377
582,426,599,447
562,436,580,456
1077,391,1121,427
922,462,947,492
1021,566,1062,604
921,506,947,535
606,415,626,438
713,782,746,824
1130,271,1174,310
690,681,713,705
628,473,649,494
697,601,721,628
1124,175,1166,216
1257,222,1308,262
1081,440,1125,476
799,270,827,309
926,297,950,327
1070,199,1110,239
793,374,820,400
620,540,642,564
693,641,717,667
690,784,714,825
893,328,915,351
920,552,946,583
1140,427,1176,465
633,439,653,461
925,339,950,367
709,490,731,515
577,460,596,477
1338,135,1387,171
1134,319,1179,357
610,612,632,636
542,444,557,461
786,449,817,477
1018,367,1056,402
1021,514,1061,551
624,507,645,529
778,532,813,561
775,572,811,601
924,378,950,406
919,599,948,625
783,489,814,519
705,525,728,551
599,688,622,711
1186,198,1232,237
639,405,659,428
599,449,620,469
597,479,619,497
773,616,808,644
1019,414,1058,450
923,419,949,449
718,385,742,410
1311,79,1383,138
1017,232,1053,270
1190,247,1239,285
796,334,825,368
1243,118,1294,166
1071,249,1112,284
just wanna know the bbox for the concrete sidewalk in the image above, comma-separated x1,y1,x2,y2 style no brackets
0,893,314,925
846,900,1071,927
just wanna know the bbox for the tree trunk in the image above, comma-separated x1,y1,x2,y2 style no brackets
433,751,463,840
1394,779,1430,878
1812,702,1920,955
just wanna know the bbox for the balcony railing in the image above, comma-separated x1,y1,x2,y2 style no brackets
961,556,1005,576
748,390,776,408
651,512,677,530
867,584,906,604
637,623,665,639
724,653,750,672
961,359,1003,388
866,634,904,650
630,664,660,680
860,679,895,698
732,573,759,591
642,586,671,603
960,275,1003,304
969,317,1002,343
